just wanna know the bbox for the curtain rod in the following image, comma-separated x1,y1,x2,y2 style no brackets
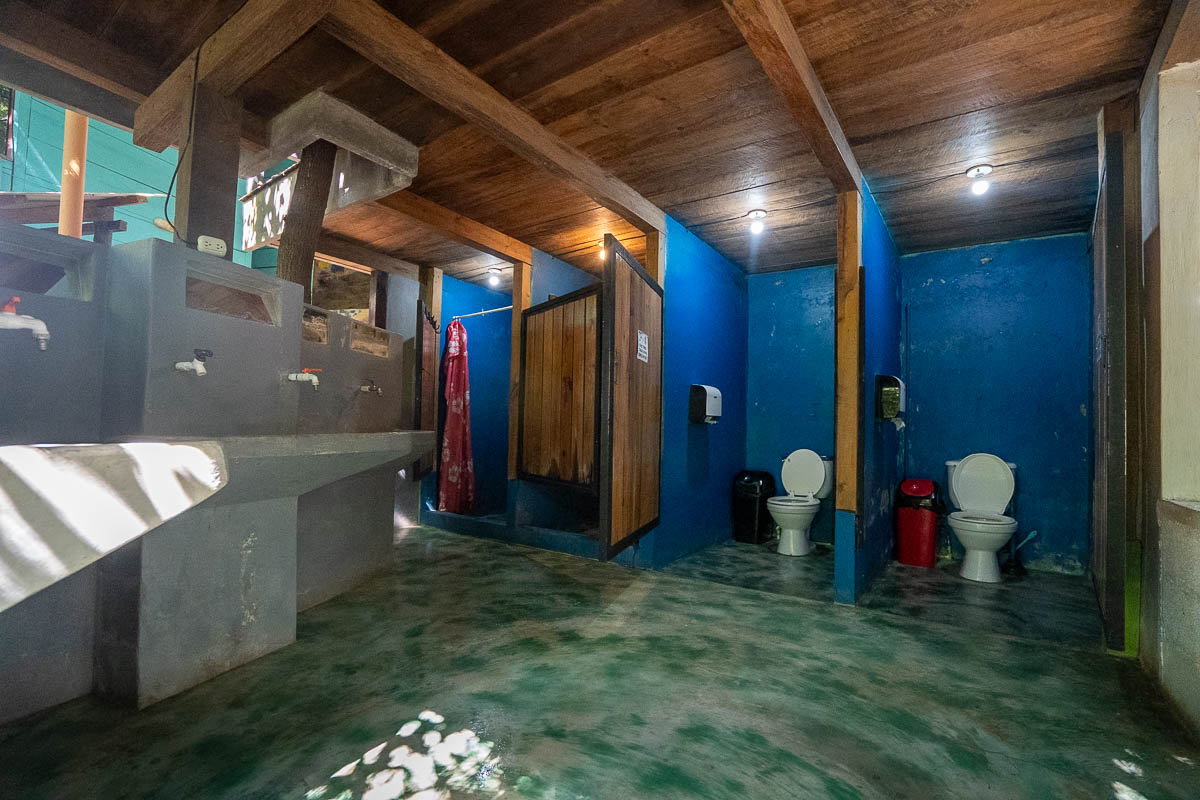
452,305,513,321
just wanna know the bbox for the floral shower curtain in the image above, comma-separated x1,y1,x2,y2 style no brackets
438,319,475,513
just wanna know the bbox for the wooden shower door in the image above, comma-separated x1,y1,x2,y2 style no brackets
599,234,663,557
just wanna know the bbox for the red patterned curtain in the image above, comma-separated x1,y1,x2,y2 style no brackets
438,320,475,513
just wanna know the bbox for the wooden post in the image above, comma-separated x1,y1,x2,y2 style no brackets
508,259,531,479
172,85,241,258
419,263,443,400
277,138,337,299
644,229,666,287
834,190,863,514
833,189,863,604
369,270,389,329
57,110,87,238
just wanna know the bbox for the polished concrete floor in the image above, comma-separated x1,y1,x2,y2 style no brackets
1,526,1196,799
663,537,1101,648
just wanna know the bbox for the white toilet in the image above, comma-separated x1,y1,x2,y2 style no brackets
945,453,1019,583
766,449,833,556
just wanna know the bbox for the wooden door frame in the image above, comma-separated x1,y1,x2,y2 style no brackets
598,233,664,559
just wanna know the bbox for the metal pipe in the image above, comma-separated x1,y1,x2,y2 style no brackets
452,305,512,321
58,111,89,238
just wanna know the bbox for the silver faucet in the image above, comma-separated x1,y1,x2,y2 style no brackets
0,296,50,350
175,349,213,376
287,369,321,390
360,379,383,396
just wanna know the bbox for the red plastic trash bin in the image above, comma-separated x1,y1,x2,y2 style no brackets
895,478,938,568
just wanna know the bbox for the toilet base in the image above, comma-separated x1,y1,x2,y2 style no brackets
777,528,812,557
959,549,1002,583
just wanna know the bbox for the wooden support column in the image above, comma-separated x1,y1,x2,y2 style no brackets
419,263,444,387
57,110,87,238
508,259,532,479
172,85,241,258
369,270,389,329
834,190,863,514
276,138,338,299
644,229,666,287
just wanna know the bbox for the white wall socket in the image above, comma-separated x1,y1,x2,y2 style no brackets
197,235,228,258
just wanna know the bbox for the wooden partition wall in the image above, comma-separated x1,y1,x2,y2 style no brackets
517,234,663,558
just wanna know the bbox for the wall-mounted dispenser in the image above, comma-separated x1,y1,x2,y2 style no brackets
875,375,906,420
689,384,722,424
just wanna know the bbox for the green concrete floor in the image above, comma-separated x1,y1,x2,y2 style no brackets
663,537,1101,649
1,526,1197,799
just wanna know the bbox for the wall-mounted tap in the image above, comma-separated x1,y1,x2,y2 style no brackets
175,349,213,376
0,296,50,350
359,379,383,396
288,368,321,390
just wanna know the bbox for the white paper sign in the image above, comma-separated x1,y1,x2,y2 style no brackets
637,330,649,363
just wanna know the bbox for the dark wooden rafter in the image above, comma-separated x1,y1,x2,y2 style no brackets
134,0,334,151
720,0,862,193
321,0,667,234
374,191,533,266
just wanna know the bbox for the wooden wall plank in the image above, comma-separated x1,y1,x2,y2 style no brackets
834,189,862,513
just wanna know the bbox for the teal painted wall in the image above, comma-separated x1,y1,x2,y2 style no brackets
1,90,250,265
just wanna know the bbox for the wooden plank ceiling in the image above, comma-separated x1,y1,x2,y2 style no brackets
16,0,1169,281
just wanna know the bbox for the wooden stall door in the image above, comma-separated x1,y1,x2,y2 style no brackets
599,234,663,558
518,287,600,487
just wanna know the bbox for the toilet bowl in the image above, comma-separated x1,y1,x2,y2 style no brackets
945,453,1018,583
766,450,832,556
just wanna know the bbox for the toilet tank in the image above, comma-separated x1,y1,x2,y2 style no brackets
817,457,834,500
945,458,1017,511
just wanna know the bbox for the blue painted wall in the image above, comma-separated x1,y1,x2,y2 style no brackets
900,234,1092,573
616,216,749,568
421,275,513,515
745,266,835,543
1,90,250,265
531,248,597,304
857,187,904,595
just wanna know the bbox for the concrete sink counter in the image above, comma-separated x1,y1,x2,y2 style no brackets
93,430,434,709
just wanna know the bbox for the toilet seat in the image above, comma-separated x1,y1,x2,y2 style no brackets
779,449,825,499
767,495,819,509
952,453,1014,513
948,510,1015,527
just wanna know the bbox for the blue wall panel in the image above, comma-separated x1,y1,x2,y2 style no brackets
531,249,597,304
900,234,1092,573
745,266,835,543
421,275,512,515
615,217,748,568
857,187,904,595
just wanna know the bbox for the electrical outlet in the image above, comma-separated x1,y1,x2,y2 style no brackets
197,235,228,258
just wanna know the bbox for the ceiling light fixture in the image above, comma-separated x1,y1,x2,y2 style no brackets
966,164,993,196
487,266,501,287
748,208,767,235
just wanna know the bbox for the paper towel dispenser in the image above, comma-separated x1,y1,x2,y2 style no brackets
876,375,905,420
689,384,722,424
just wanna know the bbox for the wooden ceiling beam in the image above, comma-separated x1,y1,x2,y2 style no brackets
315,233,420,281
322,0,666,234
0,0,160,101
134,0,334,152
721,0,862,193
374,190,534,266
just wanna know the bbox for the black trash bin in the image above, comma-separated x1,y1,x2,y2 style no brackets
732,471,776,544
